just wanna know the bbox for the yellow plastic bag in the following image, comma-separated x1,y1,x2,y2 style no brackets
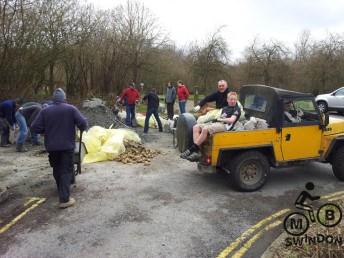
197,109,222,124
87,126,110,144
136,113,156,128
82,133,101,154
83,151,108,164
101,133,126,160
82,126,141,164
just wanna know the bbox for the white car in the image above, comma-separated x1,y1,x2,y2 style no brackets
316,87,344,114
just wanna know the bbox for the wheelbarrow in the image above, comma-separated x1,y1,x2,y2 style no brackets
71,130,87,184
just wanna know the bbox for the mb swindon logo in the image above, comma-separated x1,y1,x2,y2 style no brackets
283,182,343,247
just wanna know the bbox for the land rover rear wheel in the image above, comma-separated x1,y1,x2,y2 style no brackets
230,151,270,191
332,146,344,181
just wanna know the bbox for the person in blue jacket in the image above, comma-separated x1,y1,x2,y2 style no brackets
15,102,42,152
31,88,88,209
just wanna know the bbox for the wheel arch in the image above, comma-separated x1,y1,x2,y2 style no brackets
324,136,344,162
217,145,276,168
316,99,328,104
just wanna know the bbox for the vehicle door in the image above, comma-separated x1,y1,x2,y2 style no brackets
281,98,322,161
331,88,344,109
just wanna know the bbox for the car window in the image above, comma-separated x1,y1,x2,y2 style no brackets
334,88,344,96
283,99,319,125
244,95,267,112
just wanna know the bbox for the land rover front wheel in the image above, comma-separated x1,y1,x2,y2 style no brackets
332,146,344,181
230,151,270,191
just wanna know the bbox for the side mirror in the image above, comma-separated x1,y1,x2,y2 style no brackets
320,112,329,128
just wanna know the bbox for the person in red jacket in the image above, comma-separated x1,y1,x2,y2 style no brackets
120,82,140,126
177,80,189,114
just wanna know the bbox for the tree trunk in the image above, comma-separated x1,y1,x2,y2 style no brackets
49,62,55,95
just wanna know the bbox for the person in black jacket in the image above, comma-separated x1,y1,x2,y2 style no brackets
143,88,163,133
192,80,230,112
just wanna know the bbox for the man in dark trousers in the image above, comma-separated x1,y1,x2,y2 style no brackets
143,88,163,133
0,99,17,147
15,102,42,152
165,82,176,120
192,79,230,112
120,82,140,127
31,88,87,209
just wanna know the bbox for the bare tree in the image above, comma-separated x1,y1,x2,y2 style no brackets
189,26,230,93
243,38,290,87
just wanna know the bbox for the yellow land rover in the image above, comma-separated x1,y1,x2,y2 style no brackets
176,85,344,191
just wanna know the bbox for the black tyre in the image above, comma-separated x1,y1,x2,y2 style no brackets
331,146,344,181
230,151,270,191
176,113,197,152
317,101,328,113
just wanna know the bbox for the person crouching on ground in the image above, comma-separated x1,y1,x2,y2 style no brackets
15,102,42,152
143,88,163,133
180,91,241,162
31,88,88,209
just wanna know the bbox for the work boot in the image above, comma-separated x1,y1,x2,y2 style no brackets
186,151,201,162
180,149,191,159
59,197,76,209
16,144,28,152
0,143,10,147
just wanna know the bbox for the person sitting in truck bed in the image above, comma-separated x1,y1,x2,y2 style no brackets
181,91,241,162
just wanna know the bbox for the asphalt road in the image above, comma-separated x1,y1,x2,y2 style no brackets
0,129,344,258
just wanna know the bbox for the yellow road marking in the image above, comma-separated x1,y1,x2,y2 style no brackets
328,195,344,202
216,209,289,258
232,220,282,258
24,197,41,207
321,191,344,200
0,198,46,234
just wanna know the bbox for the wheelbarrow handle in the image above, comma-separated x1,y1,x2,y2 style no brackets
79,130,84,157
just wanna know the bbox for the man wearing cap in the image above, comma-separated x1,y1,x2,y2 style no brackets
31,88,88,209
120,82,140,127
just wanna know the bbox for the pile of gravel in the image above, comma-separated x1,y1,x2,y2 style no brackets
80,98,116,128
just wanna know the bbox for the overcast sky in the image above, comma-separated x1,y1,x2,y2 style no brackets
87,0,344,61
